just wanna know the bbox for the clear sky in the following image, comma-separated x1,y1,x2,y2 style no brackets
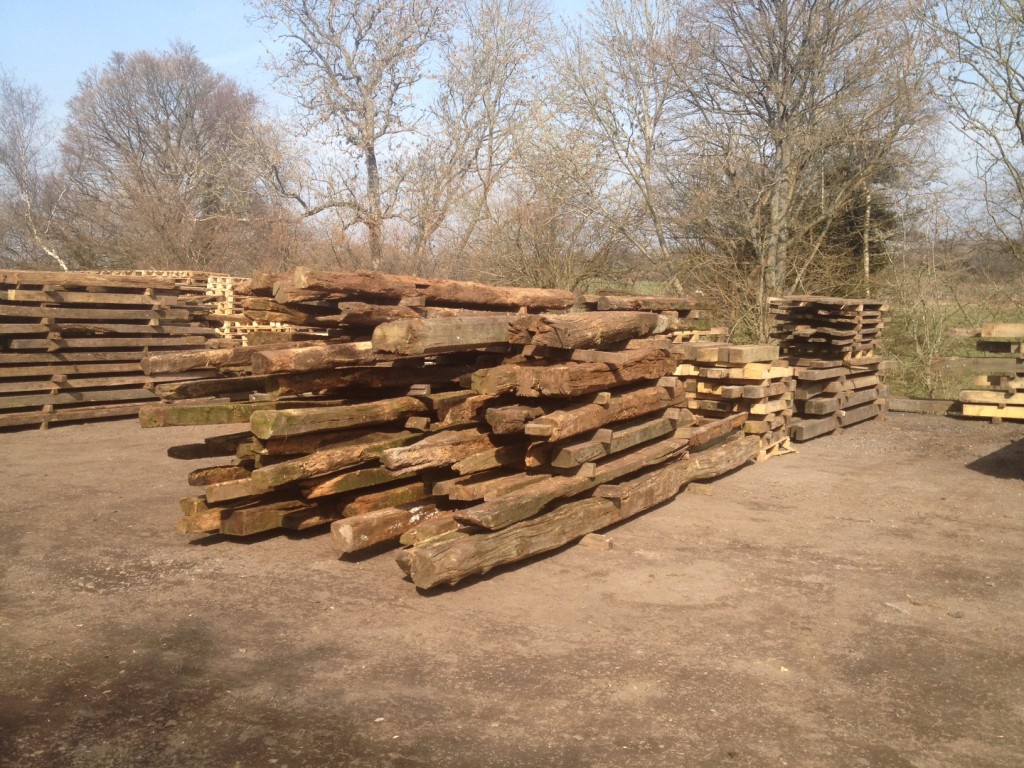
0,0,588,119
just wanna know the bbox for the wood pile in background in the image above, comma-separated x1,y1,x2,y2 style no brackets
673,342,796,460
769,296,889,442
142,268,765,589
0,270,221,430
957,323,1024,422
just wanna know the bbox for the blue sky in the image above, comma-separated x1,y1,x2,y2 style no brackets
0,0,588,119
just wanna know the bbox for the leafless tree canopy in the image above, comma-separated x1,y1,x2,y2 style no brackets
10,0,1024,330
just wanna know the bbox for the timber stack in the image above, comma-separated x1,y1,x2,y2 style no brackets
769,296,889,442
673,342,795,460
0,270,222,430
143,267,763,589
957,323,1024,422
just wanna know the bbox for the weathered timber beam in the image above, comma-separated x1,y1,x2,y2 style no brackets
249,341,376,374
263,363,474,397
153,374,270,401
514,349,674,397
0,270,178,290
140,399,341,428
371,315,515,355
510,311,666,349
330,504,445,554
380,428,500,472
302,465,420,499
401,435,760,588
289,267,575,309
525,382,686,441
248,430,418,491
249,396,428,439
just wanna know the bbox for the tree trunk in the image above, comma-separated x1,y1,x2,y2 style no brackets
365,143,385,271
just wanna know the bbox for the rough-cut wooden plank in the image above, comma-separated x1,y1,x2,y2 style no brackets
402,436,759,588
451,444,527,475
525,383,686,441
789,415,839,441
548,415,675,469
250,341,376,374
187,465,250,486
205,477,261,504
719,344,781,364
511,312,664,349
380,428,498,472
140,346,260,375
980,323,1024,341
330,504,445,553
485,404,546,434
0,387,156,411
240,296,337,326
220,497,324,536
0,270,179,289
249,396,427,439
0,401,142,428
838,401,881,426
178,496,225,533
248,430,418,491
372,316,514,355
958,389,1024,406
929,357,1024,375
0,303,191,321
442,470,550,502
263,363,474,398
0,374,155,393
153,375,269,401
338,481,433,518
887,397,959,415
399,513,465,546
302,465,420,499
5,289,169,307
140,399,323,428
9,336,209,350
287,267,575,309
802,386,880,415
961,402,1024,420
513,349,673,397
0,362,143,378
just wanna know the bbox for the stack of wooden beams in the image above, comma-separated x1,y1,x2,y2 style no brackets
769,296,889,442
0,270,220,430
957,323,1024,422
144,268,758,589
673,342,795,460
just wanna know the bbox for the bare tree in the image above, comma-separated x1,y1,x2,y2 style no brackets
251,0,451,270
468,119,639,290
0,72,67,269
56,43,282,272
402,0,550,274
672,0,935,336
929,0,1024,260
550,0,685,278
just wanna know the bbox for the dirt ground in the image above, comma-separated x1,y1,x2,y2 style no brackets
2,413,1024,768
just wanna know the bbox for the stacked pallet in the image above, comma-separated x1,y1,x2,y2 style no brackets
957,323,1024,422
0,270,222,430
769,296,889,442
144,269,757,589
674,342,795,460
